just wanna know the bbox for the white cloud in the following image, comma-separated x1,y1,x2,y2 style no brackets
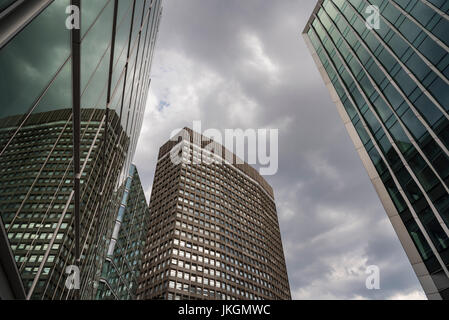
241,32,279,83
389,290,427,300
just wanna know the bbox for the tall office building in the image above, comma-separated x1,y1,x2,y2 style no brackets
136,128,291,300
97,164,150,300
304,0,449,299
0,0,162,300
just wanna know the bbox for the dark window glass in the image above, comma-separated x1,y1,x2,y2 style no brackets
81,0,113,110
426,0,449,12
389,33,409,59
406,53,431,81
432,153,449,180
378,48,396,73
130,0,145,48
410,1,437,27
404,217,434,261
81,0,109,37
398,17,421,44
434,194,449,227
385,178,407,213
394,69,417,96
373,95,393,122
0,0,15,11
428,77,449,112
34,59,72,113
112,0,134,93
418,36,446,66
383,84,403,110
382,3,401,25
417,207,449,253
390,121,412,153
401,108,426,140
364,109,382,134
431,18,449,48
0,0,70,122
414,94,443,126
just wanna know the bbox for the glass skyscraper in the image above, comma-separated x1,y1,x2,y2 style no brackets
0,0,162,300
304,0,449,300
97,164,150,300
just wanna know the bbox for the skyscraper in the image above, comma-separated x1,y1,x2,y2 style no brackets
136,128,291,300
97,164,150,300
0,0,162,300
304,0,449,300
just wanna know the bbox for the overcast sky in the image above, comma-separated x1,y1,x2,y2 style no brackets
134,0,425,300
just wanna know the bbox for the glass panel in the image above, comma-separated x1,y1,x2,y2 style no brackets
0,0,70,124
111,0,133,93
81,0,109,37
0,0,16,11
81,0,114,105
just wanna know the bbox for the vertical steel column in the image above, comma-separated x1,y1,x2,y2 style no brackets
71,0,81,297
119,0,136,121
107,0,119,106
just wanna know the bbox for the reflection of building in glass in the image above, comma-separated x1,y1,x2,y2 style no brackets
0,216,25,299
0,109,129,300
137,128,291,300
304,0,449,300
97,164,149,300
0,0,162,300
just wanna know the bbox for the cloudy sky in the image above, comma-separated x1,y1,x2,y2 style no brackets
134,0,425,300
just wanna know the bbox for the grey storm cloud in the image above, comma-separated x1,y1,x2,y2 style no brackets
133,0,425,299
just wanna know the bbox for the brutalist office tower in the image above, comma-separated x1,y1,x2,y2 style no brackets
137,128,291,300
0,0,162,300
304,0,449,299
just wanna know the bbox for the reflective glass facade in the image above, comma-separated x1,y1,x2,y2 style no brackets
304,0,449,300
97,164,149,300
0,214,25,299
0,0,162,300
137,129,291,300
